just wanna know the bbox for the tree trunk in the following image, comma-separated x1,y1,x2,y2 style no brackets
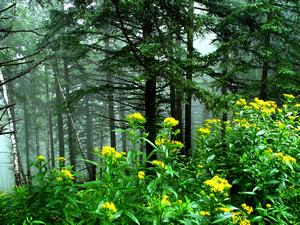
85,96,96,180
118,96,127,152
54,59,65,166
64,60,76,171
23,80,31,183
46,67,55,169
184,0,194,156
30,70,40,156
104,34,116,148
0,71,21,185
142,4,156,161
259,12,271,100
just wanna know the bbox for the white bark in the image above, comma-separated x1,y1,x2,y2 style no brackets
0,70,21,185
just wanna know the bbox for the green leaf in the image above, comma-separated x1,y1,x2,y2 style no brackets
206,154,215,163
251,216,263,222
123,211,140,224
256,129,266,136
212,214,232,224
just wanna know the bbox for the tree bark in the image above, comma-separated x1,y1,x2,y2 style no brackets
64,60,76,171
30,70,40,156
46,67,55,169
53,59,65,166
143,11,157,161
104,34,116,148
23,79,31,183
259,12,272,100
0,70,21,185
85,95,96,180
184,0,194,156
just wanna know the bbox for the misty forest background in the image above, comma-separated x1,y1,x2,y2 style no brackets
1,0,300,190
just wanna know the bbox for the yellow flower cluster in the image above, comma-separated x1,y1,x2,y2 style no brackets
152,160,166,169
60,169,75,179
274,152,296,163
204,176,232,193
205,118,221,126
126,112,146,124
155,138,166,146
234,119,256,129
56,157,65,162
241,203,253,214
232,212,251,225
197,127,211,135
283,94,295,99
235,98,247,106
137,171,145,179
295,104,300,108
163,117,179,127
249,98,277,115
36,155,45,161
266,204,272,208
199,211,210,216
101,202,117,213
161,195,171,206
217,207,232,213
155,138,184,149
101,146,126,161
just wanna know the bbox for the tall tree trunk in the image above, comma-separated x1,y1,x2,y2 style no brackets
64,60,76,171
184,0,194,156
23,81,31,183
54,59,65,166
46,69,55,169
118,97,127,152
143,3,156,161
85,96,96,180
30,70,40,156
0,71,21,185
259,12,272,100
104,34,116,148
170,83,183,142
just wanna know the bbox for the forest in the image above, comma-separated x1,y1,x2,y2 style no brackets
0,0,299,224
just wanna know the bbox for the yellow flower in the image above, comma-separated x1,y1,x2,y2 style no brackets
204,176,232,193
36,155,45,161
266,204,271,208
152,160,166,169
170,140,184,149
295,104,300,108
176,200,183,205
283,94,295,99
264,148,273,155
56,176,63,182
274,152,296,163
163,117,179,127
217,207,232,213
101,202,117,213
56,157,65,162
241,203,253,214
101,146,125,161
60,169,74,179
138,171,145,179
235,98,247,106
205,118,221,125
197,127,211,135
155,138,166,146
199,211,210,216
126,112,146,124
161,195,171,206
239,219,251,225
197,164,204,168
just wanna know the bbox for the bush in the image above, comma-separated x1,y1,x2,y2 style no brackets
195,94,300,224
3,97,299,224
